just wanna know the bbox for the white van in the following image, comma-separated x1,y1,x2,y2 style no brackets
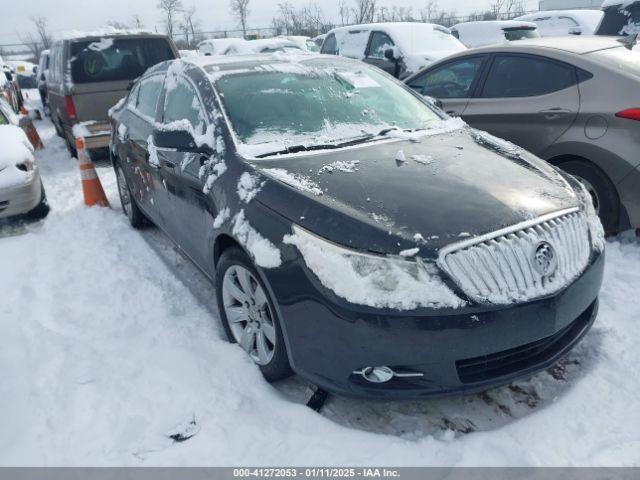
320,22,466,78
516,10,604,36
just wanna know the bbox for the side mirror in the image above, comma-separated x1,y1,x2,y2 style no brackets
153,128,198,151
384,48,396,61
424,95,444,111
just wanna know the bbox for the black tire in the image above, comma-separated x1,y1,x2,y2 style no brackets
216,247,293,382
114,162,146,229
26,185,50,220
65,135,77,158
557,159,619,234
53,116,64,138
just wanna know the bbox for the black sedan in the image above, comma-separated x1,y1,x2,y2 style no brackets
109,54,605,399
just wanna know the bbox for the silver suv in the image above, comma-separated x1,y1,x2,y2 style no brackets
47,32,178,157
405,36,640,234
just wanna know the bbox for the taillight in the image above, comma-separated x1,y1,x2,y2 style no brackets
64,95,77,120
615,108,640,122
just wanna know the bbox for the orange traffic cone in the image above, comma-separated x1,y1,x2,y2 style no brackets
76,137,110,208
19,105,28,115
18,116,44,150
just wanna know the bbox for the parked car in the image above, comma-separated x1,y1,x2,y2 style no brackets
198,38,247,56
0,58,23,114
109,54,604,399
0,124,48,220
37,50,50,114
14,68,42,118
321,22,467,79
238,38,304,54
282,35,320,52
597,0,640,35
516,10,604,36
405,36,640,233
47,31,179,157
451,21,540,48
312,33,326,48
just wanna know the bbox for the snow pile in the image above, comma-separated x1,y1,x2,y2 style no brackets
318,160,360,174
471,129,523,159
284,229,464,311
262,168,323,196
412,154,433,165
577,182,606,253
0,125,35,189
451,21,537,48
232,210,282,268
213,208,231,229
237,173,263,203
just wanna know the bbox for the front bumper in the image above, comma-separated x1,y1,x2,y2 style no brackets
0,170,42,219
269,250,604,399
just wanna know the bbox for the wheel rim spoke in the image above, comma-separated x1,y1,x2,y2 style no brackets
256,332,271,364
253,287,268,309
239,325,256,353
261,321,276,344
236,268,254,299
225,305,247,324
223,273,248,304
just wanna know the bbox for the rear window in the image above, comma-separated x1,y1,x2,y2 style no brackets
70,37,175,84
597,3,640,35
16,74,37,89
503,28,540,41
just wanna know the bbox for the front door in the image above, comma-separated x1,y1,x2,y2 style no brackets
364,31,399,76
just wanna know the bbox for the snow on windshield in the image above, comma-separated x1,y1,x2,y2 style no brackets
212,61,460,158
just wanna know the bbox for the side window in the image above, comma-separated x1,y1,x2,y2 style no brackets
420,57,485,99
135,76,163,119
321,34,338,55
163,77,206,134
481,55,576,98
367,32,395,59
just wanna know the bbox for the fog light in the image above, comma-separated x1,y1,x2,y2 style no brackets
353,366,425,384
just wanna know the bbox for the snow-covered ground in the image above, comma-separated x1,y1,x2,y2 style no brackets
1,119,640,466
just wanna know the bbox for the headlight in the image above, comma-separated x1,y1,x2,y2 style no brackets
283,224,463,311
575,181,605,252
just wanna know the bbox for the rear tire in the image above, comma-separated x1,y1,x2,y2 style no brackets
557,159,619,234
216,247,293,382
115,163,146,229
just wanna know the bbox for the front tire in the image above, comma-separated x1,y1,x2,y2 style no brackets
26,184,50,220
216,247,292,382
557,159,619,234
115,163,146,229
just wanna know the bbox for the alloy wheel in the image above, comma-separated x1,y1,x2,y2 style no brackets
222,265,276,366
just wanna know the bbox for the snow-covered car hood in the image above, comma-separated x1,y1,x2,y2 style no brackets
252,127,579,256
0,125,36,189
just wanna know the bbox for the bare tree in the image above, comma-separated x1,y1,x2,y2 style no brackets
419,0,439,22
180,6,200,48
505,0,526,18
230,0,251,38
271,1,329,37
157,0,183,38
489,0,506,19
352,0,377,24
338,0,350,26
132,15,144,28
31,16,51,49
106,20,130,29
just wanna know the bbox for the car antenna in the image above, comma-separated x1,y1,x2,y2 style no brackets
618,33,638,50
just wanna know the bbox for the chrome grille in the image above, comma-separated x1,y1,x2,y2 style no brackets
438,208,591,305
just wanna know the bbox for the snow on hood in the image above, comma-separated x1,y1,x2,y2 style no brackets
0,125,35,189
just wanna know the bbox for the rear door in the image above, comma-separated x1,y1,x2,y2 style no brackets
158,73,219,268
126,74,171,227
364,31,398,76
406,55,488,117
462,54,580,156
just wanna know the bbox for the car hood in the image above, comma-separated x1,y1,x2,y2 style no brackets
251,127,579,257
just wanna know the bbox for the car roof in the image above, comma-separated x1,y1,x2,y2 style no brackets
58,29,168,42
452,20,537,29
462,36,626,56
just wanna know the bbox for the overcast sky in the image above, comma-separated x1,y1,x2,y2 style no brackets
0,0,539,46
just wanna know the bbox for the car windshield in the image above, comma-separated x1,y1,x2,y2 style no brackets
598,2,640,35
70,37,175,84
16,74,37,89
213,61,442,156
504,28,540,41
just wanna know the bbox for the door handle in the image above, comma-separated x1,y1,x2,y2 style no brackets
539,108,572,120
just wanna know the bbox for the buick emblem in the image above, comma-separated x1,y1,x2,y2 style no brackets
533,241,557,277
